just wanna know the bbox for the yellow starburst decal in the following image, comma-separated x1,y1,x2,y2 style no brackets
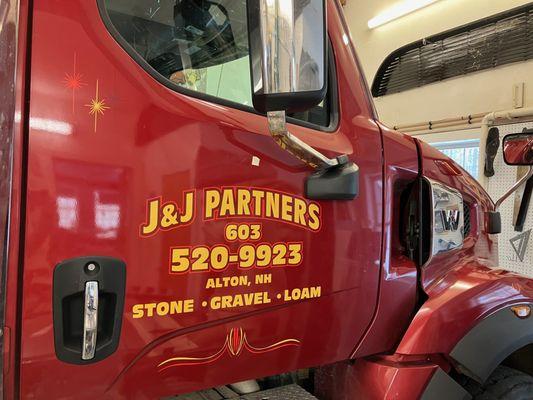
85,80,109,132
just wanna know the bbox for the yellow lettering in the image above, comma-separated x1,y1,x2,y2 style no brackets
265,192,280,219
252,190,265,216
209,292,271,309
141,188,321,235
234,295,244,307
237,189,252,215
211,297,221,310
145,303,157,317
184,299,194,313
221,296,233,309
132,304,144,319
307,203,321,231
293,199,307,226
141,199,160,235
262,292,271,304
180,191,195,223
310,286,321,297
284,286,321,301
156,302,170,316
131,300,194,319
220,189,236,217
255,274,272,284
204,190,220,219
170,301,182,314
281,194,293,222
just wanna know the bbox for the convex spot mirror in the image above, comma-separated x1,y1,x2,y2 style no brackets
503,131,533,166
247,0,328,113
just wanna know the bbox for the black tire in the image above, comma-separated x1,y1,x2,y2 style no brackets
468,366,533,400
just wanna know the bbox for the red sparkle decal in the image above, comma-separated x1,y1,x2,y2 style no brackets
63,53,86,113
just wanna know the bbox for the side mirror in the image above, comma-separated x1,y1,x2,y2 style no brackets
247,0,327,114
247,0,359,200
488,130,533,233
503,131,533,166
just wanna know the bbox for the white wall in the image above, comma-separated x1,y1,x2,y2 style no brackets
342,0,533,127
486,121,533,276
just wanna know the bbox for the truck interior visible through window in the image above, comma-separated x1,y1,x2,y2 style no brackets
100,0,336,129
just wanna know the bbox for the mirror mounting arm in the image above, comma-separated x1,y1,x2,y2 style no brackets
488,165,533,234
494,165,533,211
267,111,345,170
267,111,359,201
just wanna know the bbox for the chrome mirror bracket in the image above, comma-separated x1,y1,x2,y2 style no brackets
266,111,345,170
488,165,533,235
495,165,533,211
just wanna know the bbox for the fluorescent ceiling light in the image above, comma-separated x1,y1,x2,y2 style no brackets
368,0,442,29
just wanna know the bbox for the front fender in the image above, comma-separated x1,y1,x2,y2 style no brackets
397,260,533,383
450,303,533,382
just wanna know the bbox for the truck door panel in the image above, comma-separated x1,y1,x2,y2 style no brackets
19,1,383,398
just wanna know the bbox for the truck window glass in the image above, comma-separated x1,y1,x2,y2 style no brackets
100,0,334,129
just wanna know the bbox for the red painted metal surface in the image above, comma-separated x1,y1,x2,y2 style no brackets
393,140,533,363
7,0,533,398
415,139,498,290
2,0,30,399
318,140,533,398
315,263,533,399
397,261,533,357
18,1,385,398
315,358,439,400
351,124,419,358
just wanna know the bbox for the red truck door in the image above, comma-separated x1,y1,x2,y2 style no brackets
18,0,383,398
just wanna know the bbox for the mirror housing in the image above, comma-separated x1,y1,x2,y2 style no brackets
247,0,358,200
489,130,533,233
305,160,359,200
503,131,533,166
247,0,327,113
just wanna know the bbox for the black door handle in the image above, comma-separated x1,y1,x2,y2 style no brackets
53,256,126,364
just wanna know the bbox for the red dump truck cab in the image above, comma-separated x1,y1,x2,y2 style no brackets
1,1,533,399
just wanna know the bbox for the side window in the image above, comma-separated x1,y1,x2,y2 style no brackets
99,0,336,129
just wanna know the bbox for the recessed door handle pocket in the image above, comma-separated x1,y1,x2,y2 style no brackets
53,257,126,364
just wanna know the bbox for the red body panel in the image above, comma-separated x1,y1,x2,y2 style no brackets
316,359,439,400
316,139,533,400
397,262,533,357
345,141,533,398
351,124,419,357
416,140,498,289
16,1,388,398
339,262,533,400
393,141,525,362
5,0,533,399
2,1,31,399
